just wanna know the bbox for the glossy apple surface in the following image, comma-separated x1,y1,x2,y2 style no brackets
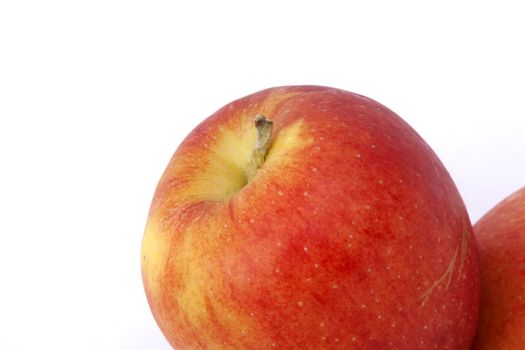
141,86,479,349
472,187,525,349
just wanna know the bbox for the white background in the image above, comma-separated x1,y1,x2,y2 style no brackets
1,1,524,349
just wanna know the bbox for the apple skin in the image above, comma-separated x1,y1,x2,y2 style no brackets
141,86,479,349
471,187,525,349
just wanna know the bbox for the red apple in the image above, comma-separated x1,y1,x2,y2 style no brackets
471,187,525,349
141,85,479,349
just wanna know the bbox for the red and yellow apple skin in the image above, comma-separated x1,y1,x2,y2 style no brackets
141,86,479,349
471,188,525,349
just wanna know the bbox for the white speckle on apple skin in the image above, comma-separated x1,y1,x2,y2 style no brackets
303,246,308,252
297,301,304,307
277,191,284,196
303,191,308,196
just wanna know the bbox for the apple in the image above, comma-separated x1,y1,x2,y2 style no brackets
141,85,479,349
471,187,525,349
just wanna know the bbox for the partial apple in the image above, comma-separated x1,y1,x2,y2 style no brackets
141,86,479,349
472,187,525,349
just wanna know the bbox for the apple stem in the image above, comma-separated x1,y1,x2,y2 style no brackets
252,115,273,168
246,114,273,180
